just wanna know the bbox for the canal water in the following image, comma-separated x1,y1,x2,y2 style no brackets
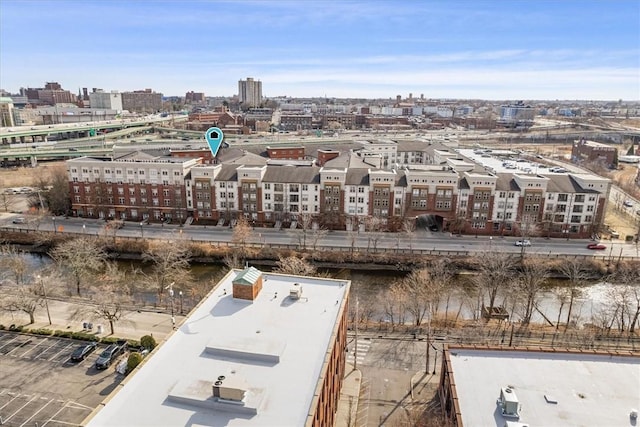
4,253,628,328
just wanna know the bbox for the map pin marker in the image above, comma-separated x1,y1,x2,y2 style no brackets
205,127,224,157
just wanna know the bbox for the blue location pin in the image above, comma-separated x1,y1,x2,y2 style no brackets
205,127,224,157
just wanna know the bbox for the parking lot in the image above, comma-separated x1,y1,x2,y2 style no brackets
0,331,127,426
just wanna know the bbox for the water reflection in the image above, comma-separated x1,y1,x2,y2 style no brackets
3,253,623,328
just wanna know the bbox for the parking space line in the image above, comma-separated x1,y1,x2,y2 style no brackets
0,392,19,411
19,337,48,358
19,396,54,427
48,343,74,362
0,335,20,352
6,339,32,356
43,401,75,427
35,340,61,359
3,394,38,424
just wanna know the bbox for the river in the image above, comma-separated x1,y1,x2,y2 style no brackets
3,253,633,329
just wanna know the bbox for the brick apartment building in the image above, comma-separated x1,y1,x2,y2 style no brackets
66,141,610,239
571,137,618,168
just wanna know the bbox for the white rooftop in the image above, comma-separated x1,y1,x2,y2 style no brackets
448,348,640,427
86,270,350,427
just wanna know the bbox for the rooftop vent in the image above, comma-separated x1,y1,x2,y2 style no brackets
290,283,303,300
212,373,248,402
498,387,521,419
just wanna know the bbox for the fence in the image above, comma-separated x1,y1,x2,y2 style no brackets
2,227,640,262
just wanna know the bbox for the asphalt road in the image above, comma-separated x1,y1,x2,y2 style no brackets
0,331,127,427
2,214,636,258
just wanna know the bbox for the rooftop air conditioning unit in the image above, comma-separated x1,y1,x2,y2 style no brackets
290,283,302,300
212,374,247,402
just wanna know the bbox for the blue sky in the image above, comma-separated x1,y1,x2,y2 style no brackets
1,0,638,100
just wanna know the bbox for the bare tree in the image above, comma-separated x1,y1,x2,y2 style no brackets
364,216,384,253
141,240,192,303
402,269,432,326
557,258,589,332
69,262,132,335
402,219,416,251
607,263,640,333
379,280,408,327
472,251,517,321
50,237,107,296
273,255,317,276
0,192,20,213
232,216,252,249
296,212,314,250
1,280,45,324
0,245,29,285
516,261,549,325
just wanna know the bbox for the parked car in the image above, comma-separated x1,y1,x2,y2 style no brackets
12,217,26,224
587,243,607,250
624,200,634,208
95,341,127,370
514,240,531,247
70,342,97,362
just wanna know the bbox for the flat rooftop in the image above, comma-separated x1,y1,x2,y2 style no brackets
447,348,640,427
86,270,350,426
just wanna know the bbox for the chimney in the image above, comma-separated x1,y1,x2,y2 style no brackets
232,267,263,301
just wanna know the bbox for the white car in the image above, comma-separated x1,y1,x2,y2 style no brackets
514,240,531,247
624,200,634,208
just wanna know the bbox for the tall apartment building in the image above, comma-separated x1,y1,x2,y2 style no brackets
238,77,262,108
185,91,205,104
66,142,610,239
498,102,535,127
89,90,123,112
0,97,15,127
121,89,163,113
85,267,350,427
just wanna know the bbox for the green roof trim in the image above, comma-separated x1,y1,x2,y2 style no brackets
233,266,262,286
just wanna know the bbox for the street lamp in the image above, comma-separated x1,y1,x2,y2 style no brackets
37,275,52,325
140,222,144,238
167,282,175,329
82,223,86,234
179,290,183,314
52,216,57,234
489,236,493,249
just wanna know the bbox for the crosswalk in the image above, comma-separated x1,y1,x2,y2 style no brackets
346,339,370,365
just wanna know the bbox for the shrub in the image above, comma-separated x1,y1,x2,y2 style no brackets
126,339,140,349
29,328,54,336
71,332,99,341
140,335,157,350
54,330,73,338
100,336,120,345
126,352,143,375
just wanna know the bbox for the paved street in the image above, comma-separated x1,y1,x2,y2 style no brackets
347,333,443,427
3,213,638,258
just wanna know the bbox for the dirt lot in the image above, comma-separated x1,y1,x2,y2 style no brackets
0,162,63,189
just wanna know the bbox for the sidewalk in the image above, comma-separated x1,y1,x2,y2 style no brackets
335,362,362,427
0,298,178,342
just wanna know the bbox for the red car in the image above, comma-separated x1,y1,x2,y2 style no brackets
587,243,606,250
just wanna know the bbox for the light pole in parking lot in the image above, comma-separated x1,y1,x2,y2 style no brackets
179,291,183,315
37,275,52,325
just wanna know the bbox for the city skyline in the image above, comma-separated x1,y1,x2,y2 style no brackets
1,0,638,101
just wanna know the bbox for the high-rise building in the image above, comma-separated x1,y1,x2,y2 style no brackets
89,90,123,112
0,97,15,127
238,77,262,108
185,91,205,104
121,89,163,113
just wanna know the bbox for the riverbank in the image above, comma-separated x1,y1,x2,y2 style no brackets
0,229,625,279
